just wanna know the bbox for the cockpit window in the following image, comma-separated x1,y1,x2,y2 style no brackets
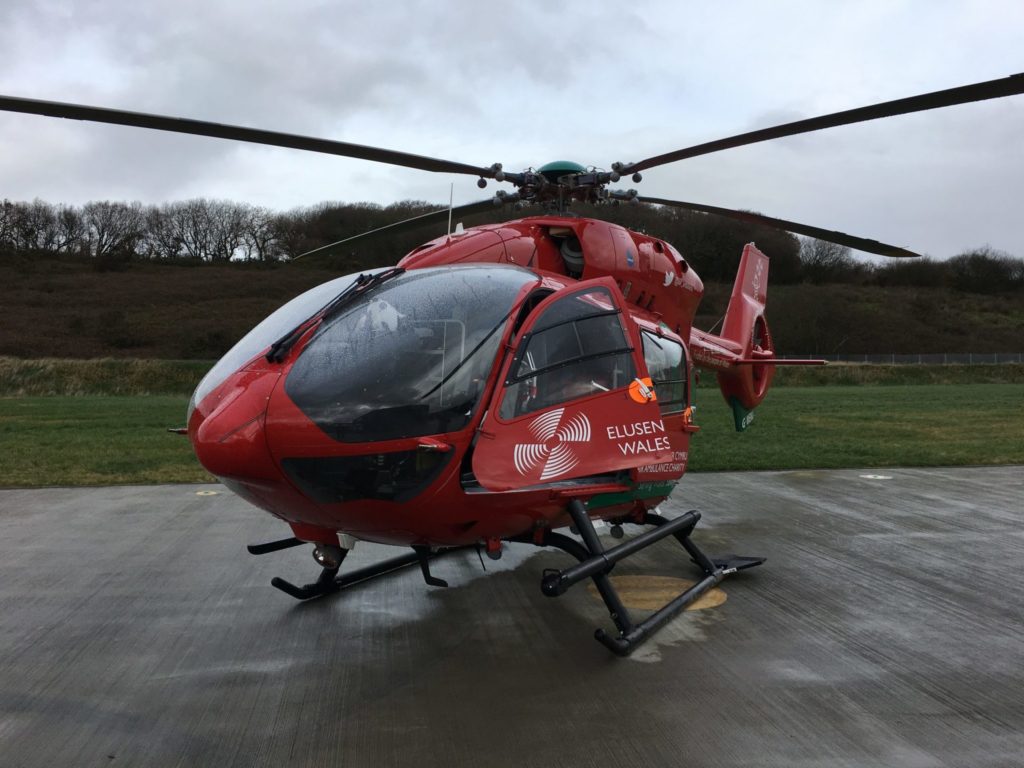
188,270,385,419
285,265,538,442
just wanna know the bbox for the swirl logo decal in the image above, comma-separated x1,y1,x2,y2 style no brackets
513,408,592,481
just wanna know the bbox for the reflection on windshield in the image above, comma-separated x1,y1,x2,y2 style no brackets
285,265,538,442
188,270,384,420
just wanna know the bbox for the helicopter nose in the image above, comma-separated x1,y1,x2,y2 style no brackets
189,371,281,481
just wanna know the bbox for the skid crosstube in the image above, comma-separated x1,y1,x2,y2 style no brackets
525,500,764,656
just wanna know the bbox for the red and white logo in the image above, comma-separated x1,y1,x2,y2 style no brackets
513,408,592,481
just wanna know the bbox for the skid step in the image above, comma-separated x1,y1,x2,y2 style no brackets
526,500,763,656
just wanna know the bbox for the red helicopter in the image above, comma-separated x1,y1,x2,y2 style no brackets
3,73,1021,655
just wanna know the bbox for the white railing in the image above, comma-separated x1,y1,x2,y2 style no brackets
777,353,1024,365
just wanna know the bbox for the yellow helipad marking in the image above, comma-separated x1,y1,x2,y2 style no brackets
195,490,220,497
587,575,727,611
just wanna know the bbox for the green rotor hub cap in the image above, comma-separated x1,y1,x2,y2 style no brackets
538,160,587,183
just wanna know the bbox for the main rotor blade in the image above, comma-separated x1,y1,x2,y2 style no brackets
623,73,1024,174
639,196,920,258
294,198,502,260
0,94,496,178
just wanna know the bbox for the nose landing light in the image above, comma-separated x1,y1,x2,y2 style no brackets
312,544,345,569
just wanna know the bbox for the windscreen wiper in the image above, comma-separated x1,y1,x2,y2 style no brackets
266,267,404,363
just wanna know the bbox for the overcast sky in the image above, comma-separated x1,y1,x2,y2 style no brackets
1,0,1022,260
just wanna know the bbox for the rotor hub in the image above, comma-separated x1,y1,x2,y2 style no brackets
488,159,640,213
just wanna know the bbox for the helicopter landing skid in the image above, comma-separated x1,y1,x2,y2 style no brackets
524,500,763,656
246,539,460,601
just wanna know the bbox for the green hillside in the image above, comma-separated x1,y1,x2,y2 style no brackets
4,252,1022,360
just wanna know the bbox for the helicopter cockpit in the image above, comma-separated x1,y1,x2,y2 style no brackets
283,265,539,443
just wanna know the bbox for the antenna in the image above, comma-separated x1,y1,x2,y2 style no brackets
447,183,454,238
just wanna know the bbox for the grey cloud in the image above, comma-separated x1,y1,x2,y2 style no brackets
1,0,1022,259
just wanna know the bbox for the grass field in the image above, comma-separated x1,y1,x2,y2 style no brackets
0,395,205,487
689,383,1023,471
1,383,1021,487
3,357,1022,396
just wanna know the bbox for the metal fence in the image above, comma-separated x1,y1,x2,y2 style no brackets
777,353,1024,365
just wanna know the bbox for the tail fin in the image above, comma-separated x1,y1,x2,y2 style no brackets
721,243,770,351
690,243,775,431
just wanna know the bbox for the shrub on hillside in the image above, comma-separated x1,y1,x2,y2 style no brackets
873,257,948,288
946,247,1023,293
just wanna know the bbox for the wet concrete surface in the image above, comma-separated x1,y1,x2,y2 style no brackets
0,466,1022,767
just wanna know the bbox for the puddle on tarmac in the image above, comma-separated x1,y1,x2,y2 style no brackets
585,575,728,663
586,575,727,611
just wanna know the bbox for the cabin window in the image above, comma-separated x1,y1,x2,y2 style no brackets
500,287,636,419
641,331,687,414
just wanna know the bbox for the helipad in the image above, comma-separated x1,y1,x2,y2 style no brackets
1,466,1021,767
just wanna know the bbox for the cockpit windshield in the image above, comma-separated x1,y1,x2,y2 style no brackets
188,269,387,421
285,265,539,443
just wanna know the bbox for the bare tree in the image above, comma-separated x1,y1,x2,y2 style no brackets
83,201,144,257
241,205,281,261
207,200,249,261
0,200,17,249
799,237,857,283
141,204,182,259
7,199,60,251
272,207,318,260
55,205,86,253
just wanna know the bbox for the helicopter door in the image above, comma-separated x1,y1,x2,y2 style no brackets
472,277,669,492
